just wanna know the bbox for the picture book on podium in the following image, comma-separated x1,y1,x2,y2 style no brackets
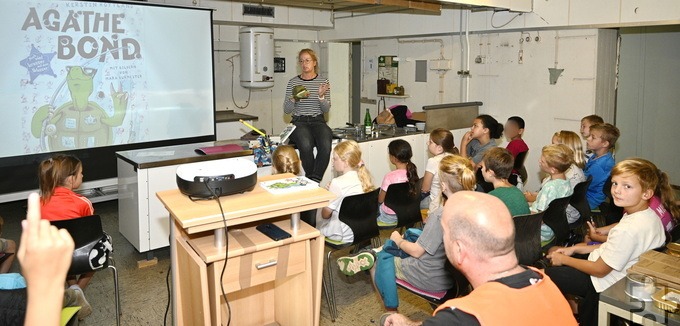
261,177,319,195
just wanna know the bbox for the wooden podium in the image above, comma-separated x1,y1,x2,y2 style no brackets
157,174,335,326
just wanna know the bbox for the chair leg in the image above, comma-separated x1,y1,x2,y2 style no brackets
108,259,121,326
321,276,331,319
325,249,337,321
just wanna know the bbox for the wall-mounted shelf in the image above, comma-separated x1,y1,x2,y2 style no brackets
378,94,409,99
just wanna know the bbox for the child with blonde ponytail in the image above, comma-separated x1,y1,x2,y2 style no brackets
317,140,374,243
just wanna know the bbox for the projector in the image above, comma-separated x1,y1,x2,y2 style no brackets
176,158,258,199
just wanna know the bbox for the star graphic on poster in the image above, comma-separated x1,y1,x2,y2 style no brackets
84,115,98,125
19,45,57,83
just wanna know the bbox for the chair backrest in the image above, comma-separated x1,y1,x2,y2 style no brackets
475,168,494,193
51,215,108,275
541,196,572,248
51,215,104,246
511,151,529,186
513,211,544,266
568,176,593,228
384,181,422,228
670,224,680,243
513,150,528,171
600,175,625,225
338,188,381,246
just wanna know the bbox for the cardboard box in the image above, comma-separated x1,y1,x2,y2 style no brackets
629,250,680,290
411,112,426,122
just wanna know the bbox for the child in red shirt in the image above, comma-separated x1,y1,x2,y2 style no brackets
38,155,95,319
38,155,94,221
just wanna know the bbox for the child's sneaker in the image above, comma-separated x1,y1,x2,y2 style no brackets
336,250,375,276
70,286,92,320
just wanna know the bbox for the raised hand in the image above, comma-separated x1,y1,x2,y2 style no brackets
318,82,330,98
19,193,75,326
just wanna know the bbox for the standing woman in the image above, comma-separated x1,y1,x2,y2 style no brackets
283,49,332,183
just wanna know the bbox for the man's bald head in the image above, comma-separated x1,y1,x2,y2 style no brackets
441,191,515,260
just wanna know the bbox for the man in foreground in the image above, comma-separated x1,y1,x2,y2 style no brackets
383,192,576,326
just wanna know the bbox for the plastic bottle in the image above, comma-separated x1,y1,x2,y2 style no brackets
364,108,372,134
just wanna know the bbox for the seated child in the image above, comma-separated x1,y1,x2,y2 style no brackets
546,158,667,326
420,128,458,213
461,114,504,168
525,131,587,216
504,116,529,184
580,114,604,141
336,155,476,312
552,130,587,224
316,140,374,243
272,145,319,226
39,155,94,221
586,191,679,243
584,123,620,209
378,140,419,225
528,144,575,243
504,116,529,158
37,154,99,319
480,148,530,217
271,145,301,175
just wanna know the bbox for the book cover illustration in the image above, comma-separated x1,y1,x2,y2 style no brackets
260,177,318,194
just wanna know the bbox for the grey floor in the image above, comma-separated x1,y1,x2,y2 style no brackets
0,199,433,326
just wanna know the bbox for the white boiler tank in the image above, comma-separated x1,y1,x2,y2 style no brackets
239,27,274,89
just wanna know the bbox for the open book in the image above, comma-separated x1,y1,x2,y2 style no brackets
260,176,318,194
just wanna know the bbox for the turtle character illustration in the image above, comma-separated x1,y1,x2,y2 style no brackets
31,66,128,151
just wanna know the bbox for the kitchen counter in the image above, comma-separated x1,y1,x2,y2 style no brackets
332,126,425,143
116,140,251,169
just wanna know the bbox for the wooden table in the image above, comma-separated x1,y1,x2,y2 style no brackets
157,173,335,326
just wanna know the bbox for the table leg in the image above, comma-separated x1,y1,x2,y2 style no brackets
598,301,612,326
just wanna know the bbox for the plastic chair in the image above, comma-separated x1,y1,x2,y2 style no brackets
593,176,625,225
513,211,545,266
475,168,494,193
541,195,572,251
52,215,120,326
569,176,593,230
670,224,680,243
323,189,380,321
509,150,528,186
379,181,422,230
